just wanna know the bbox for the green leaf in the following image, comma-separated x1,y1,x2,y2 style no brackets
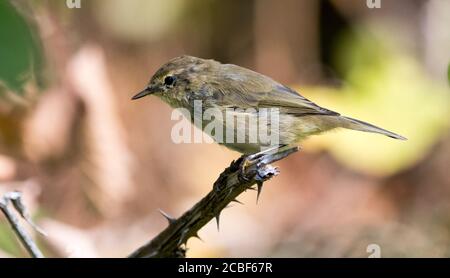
0,1,43,94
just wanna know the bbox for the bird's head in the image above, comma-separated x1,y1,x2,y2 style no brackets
132,55,217,106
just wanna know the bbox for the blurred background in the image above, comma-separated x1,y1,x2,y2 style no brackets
0,0,449,258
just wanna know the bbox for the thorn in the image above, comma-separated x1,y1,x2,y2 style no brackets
215,212,221,231
256,181,264,204
158,209,176,225
192,232,203,242
231,199,243,205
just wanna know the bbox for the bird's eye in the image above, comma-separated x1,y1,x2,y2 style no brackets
164,76,175,86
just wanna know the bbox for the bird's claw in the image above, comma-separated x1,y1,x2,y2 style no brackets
238,149,281,183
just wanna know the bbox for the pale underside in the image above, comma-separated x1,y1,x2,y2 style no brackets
191,107,339,154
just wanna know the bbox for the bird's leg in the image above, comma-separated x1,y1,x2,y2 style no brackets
238,145,301,202
212,145,297,198
238,144,287,182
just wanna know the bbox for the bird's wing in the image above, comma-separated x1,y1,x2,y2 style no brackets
256,84,340,116
207,65,339,117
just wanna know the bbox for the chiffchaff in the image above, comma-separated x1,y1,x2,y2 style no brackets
132,55,405,154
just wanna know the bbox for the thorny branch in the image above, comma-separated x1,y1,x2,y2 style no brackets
0,191,46,258
129,146,298,258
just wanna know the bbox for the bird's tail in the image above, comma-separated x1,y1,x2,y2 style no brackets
339,116,407,140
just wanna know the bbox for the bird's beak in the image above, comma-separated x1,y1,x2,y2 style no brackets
131,86,159,100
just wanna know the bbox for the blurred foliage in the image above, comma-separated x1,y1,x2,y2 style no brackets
93,0,186,42
0,1,43,94
0,222,25,257
301,27,450,176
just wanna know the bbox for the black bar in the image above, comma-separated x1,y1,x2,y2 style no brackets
0,258,449,276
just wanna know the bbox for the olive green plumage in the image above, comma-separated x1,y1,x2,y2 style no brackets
133,55,405,154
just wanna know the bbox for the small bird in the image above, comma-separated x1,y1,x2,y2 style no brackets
132,55,406,154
